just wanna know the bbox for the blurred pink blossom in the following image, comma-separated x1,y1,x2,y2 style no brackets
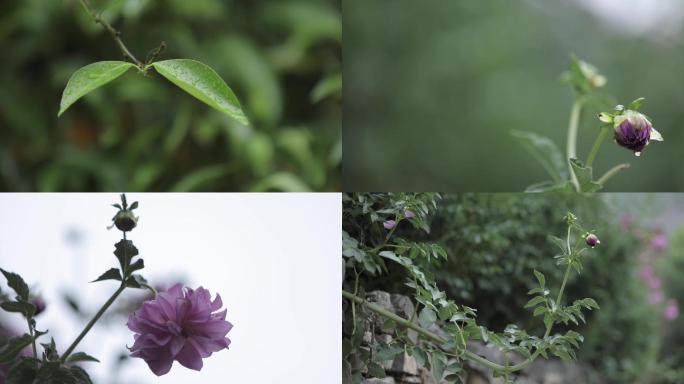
650,232,667,251
665,300,679,321
620,214,634,229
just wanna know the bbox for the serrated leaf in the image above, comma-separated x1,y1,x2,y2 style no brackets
511,130,567,183
91,268,122,283
413,346,427,368
151,59,248,125
0,269,30,301
0,334,35,363
114,240,139,275
431,351,446,381
58,61,136,117
66,352,100,364
569,158,602,192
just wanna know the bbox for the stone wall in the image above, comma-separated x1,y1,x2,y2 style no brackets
345,291,599,384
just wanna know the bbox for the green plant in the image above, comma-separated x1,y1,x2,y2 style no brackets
342,193,601,383
512,56,663,192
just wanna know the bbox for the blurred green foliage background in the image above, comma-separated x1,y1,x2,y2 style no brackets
344,0,684,191
0,0,340,191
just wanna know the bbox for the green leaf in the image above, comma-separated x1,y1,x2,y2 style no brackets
0,301,36,318
367,362,386,378
524,180,574,193
125,274,148,289
533,270,546,288
412,346,427,368
151,59,248,125
58,61,136,117
375,344,403,362
311,72,341,103
0,334,35,363
628,97,645,110
0,269,30,301
129,259,144,273
418,308,437,329
114,240,139,275
431,351,446,381
525,296,546,309
66,352,100,364
569,158,602,192
6,358,40,383
511,130,567,183
91,268,122,283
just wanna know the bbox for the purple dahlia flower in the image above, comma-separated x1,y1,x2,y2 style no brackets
612,110,663,156
127,283,233,376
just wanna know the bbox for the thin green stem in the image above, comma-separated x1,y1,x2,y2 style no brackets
597,163,630,185
78,0,144,68
567,99,583,191
585,125,611,168
61,283,126,362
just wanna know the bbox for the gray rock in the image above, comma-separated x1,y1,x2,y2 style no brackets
389,351,418,376
391,293,415,320
367,291,395,329
363,378,396,384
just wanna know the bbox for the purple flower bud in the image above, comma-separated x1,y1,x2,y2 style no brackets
404,210,415,219
613,110,663,156
585,233,600,248
31,297,46,316
127,284,232,376
383,220,396,230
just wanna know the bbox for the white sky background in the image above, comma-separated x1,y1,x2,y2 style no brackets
0,193,341,384
573,0,684,38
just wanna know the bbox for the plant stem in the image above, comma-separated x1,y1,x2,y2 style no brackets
566,99,583,191
585,125,611,168
78,0,143,68
26,319,37,359
61,283,126,362
597,163,630,185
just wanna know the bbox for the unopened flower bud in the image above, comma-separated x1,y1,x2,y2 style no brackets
383,220,396,230
612,110,663,156
585,233,600,248
404,210,415,219
578,60,606,89
31,297,46,316
114,210,138,232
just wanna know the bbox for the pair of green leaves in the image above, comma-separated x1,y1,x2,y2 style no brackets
91,239,146,288
58,59,248,125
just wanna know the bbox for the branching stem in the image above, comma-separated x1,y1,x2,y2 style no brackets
78,0,144,68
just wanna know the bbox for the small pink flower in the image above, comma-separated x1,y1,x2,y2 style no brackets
646,275,661,290
383,220,396,230
650,233,667,251
665,300,679,321
639,265,654,280
127,284,232,376
404,210,415,219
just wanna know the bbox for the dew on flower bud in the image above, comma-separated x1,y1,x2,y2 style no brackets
585,233,600,248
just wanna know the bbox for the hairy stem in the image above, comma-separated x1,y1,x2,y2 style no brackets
566,99,583,191
78,0,143,67
586,125,611,168
61,283,126,362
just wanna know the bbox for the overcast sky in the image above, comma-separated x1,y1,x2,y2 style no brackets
0,193,341,383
